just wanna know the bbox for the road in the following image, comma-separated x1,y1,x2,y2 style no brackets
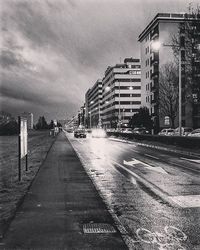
65,131,200,250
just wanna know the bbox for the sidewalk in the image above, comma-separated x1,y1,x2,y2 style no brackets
0,132,127,250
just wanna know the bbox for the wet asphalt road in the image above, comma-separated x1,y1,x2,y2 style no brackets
65,132,200,250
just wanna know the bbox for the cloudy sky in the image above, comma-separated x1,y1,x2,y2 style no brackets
1,0,199,121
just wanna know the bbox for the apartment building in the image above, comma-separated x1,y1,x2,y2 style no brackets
102,58,141,129
138,13,200,131
85,79,102,128
21,112,33,129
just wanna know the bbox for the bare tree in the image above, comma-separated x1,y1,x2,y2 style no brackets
171,4,200,107
159,63,179,128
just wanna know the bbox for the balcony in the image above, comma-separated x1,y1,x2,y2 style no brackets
150,29,159,40
151,99,157,104
150,53,159,66
150,85,157,92
151,71,159,79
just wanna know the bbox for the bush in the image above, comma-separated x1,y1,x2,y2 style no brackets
0,121,18,135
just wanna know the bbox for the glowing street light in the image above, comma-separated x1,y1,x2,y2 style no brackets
151,40,161,51
105,86,111,92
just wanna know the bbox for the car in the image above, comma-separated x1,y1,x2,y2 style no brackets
173,127,193,136
74,129,87,138
121,128,133,134
187,128,200,137
66,128,74,133
158,128,174,136
133,127,150,135
134,127,151,134
91,128,107,138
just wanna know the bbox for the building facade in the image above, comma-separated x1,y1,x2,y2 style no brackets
21,112,33,130
102,58,141,129
138,13,200,131
85,79,102,128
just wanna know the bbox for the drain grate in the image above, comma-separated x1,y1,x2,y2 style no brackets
83,223,116,234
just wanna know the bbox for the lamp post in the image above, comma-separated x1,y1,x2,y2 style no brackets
118,80,121,130
152,41,182,136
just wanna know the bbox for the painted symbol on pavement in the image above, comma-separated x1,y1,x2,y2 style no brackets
123,158,168,174
135,226,187,250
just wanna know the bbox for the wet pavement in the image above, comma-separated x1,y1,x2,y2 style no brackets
0,132,127,250
65,131,200,250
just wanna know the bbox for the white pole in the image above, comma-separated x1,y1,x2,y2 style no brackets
179,49,182,136
119,81,121,129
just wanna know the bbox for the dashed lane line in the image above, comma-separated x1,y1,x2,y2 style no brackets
180,157,200,164
169,161,200,174
144,154,159,160
130,149,140,153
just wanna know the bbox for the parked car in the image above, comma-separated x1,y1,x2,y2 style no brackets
158,128,174,136
187,128,200,137
66,128,74,133
74,129,87,138
173,127,193,136
133,127,150,135
121,128,133,134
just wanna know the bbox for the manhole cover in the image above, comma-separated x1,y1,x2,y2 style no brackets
83,223,116,234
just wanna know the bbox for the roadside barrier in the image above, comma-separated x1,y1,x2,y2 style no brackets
106,132,200,149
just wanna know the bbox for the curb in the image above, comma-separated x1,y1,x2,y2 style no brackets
109,136,200,158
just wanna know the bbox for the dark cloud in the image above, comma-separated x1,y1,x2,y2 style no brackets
1,0,199,121
0,49,32,69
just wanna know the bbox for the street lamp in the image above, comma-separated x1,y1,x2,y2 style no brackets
118,80,121,130
105,86,111,92
152,40,182,136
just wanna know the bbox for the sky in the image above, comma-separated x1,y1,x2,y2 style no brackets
1,0,199,122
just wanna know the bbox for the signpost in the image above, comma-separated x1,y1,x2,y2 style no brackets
18,116,28,181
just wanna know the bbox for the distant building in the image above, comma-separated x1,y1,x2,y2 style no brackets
21,112,33,129
85,79,103,128
138,13,200,131
102,58,141,129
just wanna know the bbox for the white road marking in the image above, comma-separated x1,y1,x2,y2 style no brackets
180,157,200,164
112,161,179,207
131,149,140,153
114,161,200,208
128,157,168,175
170,195,200,208
77,140,83,144
123,159,140,166
144,154,159,160
170,161,200,173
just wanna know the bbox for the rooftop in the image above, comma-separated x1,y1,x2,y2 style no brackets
138,12,200,42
